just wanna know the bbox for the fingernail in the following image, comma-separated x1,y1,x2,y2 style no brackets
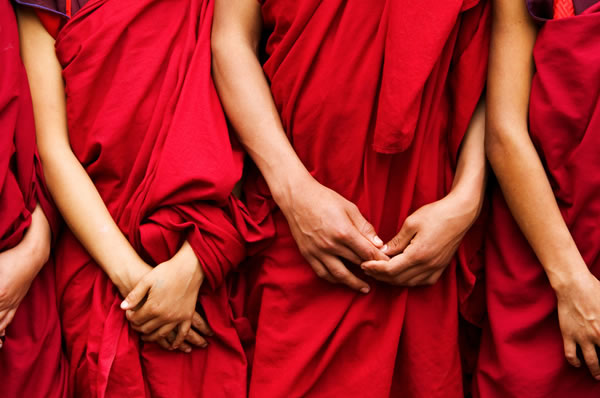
185,347,192,353
360,286,370,294
381,244,388,253
595,374,600,381
120,300,129,310
373,236,383,246
201,342,208,348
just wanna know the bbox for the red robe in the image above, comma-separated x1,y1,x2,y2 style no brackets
475,2,600,397
0,2,68,397
51,0,271,396
242,1,490,396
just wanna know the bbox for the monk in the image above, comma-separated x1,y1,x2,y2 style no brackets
475,0,600,396
15,0,271,396
0,1,68,397
212,1,490,396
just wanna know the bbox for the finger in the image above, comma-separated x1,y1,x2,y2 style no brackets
172,320,191,349
330,244,362,265
342,227,388,262
155,337,173,351
185,328,208,348
140,322,177,343
306,256,338,284
192,312,213,336
0,309,16,332
581,343,600,380
121,276,152,310
177,342,192,353
398,266,443,287
167,330,177,345
563,338,581,368
322,254,370,293
346,205,384,248
362,250,420,277
0,309,8,330
130,316,163,335
383,217,418,256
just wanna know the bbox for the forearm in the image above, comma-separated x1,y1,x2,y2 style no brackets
211,2,312,210
487,130,587,286
448,100,488,220
487,0,587,289
16,7,147,285
42,149,147,282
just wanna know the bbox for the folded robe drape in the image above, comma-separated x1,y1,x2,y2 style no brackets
51,0,272,396
0,2,68,397
475,3,600,397
242,1,490,396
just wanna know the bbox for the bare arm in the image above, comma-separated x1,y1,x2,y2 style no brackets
16,8,210,352
487,0,600,379
212,0,387,293
16,8,150,294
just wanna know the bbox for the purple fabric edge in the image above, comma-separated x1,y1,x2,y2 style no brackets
12,0,68,18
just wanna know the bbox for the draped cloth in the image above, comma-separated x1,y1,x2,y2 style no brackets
0,1,68,397
51,0,272,396
475,2,600,397
242,1,490,396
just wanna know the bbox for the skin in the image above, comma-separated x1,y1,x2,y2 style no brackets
16,7,209,352
0,205,50,348
212,0,486,290
487,0,600,380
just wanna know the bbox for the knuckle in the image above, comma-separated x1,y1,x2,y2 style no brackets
336,228,351,241
404,217,417,229
314,269,328,279
330,269,347,280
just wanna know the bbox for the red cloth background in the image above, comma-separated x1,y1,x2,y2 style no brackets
0,1,68,397
475,3,600,397
51,0,272,396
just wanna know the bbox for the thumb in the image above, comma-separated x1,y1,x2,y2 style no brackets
347,205,383,248
384,216,417,256
121,277,151,310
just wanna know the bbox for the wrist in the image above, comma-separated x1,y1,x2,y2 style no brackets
545,257,591,293
444,188,482,224
268,167,314,212
109,256,149,291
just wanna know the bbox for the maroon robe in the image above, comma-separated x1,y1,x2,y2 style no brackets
0,1,68,397
241,1,491,396
475,2,600,396
23,0,274,396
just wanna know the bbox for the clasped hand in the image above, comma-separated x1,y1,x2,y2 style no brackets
361,194,478,287
120,242,212,353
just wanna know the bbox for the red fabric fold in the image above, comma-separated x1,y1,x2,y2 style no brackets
0,2,68,397
52,0,272,396
244,0,490,396
476,3,600,396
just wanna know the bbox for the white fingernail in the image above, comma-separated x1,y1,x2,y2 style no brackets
382,244,388,252
120,301,129,310
360,286,370,294
373,236,383,246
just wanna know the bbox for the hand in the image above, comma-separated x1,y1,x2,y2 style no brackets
554,271,600,380
361,193,478,286
277,176,387,293
0,205,51,347
121,242,211,352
